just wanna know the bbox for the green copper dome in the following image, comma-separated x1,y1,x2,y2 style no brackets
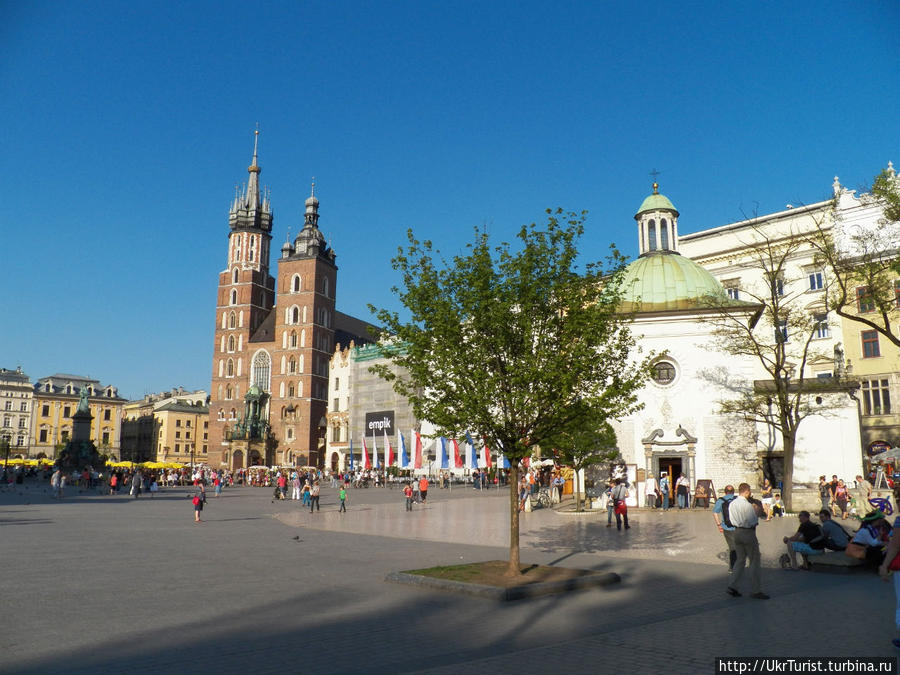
635,192,678,218
618,252,731,313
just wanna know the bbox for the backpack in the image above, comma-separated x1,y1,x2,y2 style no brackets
721,497,735,528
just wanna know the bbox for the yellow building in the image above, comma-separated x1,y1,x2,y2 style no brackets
30,374,125,459
154,399,209,465
841,291,900,460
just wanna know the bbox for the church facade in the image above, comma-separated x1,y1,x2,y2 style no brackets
208,133,338,469
614,184,862,507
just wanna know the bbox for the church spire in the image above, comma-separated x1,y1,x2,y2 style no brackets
229,128,272,234
246,128,261,210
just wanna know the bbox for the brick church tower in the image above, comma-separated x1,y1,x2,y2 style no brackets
208,132,336,469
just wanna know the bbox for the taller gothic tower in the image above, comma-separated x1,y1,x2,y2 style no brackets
208,132,338,469
208,131,276,465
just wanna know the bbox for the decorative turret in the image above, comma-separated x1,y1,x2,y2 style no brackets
229,129,273,233
292,181,335,261
635,182,680,256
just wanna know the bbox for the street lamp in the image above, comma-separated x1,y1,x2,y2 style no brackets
1,432,10,480
316,416,327,470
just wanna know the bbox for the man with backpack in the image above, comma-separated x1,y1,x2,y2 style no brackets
713,485,738,573
819,509,850,551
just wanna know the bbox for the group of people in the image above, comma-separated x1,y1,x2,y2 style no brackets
818,474,874,520
642,471,709,510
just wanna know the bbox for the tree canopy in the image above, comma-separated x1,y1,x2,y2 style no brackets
370,209,650,572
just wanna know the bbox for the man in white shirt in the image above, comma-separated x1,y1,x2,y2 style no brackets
644,473,658,509
726,483,769,600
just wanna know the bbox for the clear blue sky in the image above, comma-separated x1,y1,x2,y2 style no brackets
1,0,897,400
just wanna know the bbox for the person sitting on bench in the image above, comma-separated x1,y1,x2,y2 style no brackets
782,510,826,570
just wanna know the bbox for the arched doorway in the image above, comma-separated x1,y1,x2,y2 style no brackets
249,449,263,466
231,450,244,470
330,452,339,472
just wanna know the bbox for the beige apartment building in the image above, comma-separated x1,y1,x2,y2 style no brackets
30,374,125,459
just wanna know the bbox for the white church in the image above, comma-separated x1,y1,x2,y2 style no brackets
612,183,862,507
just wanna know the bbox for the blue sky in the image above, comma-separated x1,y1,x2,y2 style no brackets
1,0,897,400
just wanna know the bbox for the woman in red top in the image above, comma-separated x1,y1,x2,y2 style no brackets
834,479,850,519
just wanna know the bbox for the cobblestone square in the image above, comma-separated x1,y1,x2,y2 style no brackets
1,481,896,673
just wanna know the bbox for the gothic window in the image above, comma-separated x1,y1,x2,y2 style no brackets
322,277,330,297
252,351,271,392
249,236,256,262
288,382,295,397
288,357,297,374
300,329,306,347
226,359,234,377
225,385,232,400
291,306,300,324
292,274,301,293
647,220,657,251
660,219,669,250
290,330,298,348
230,289,237,306
228,335,236,352
229,311,236,328
233,268,239,284
218,409,224,420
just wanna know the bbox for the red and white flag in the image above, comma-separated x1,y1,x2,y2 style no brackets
451,438,463,468
362,437,371,469
384,429,394,467
414,431,423,469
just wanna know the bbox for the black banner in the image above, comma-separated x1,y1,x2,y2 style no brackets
365,411,395,437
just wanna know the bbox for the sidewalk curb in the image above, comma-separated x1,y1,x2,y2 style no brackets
384,569,621,601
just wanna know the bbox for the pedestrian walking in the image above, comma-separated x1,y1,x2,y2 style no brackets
192,492,203,522
339,485,347,512
877,485,900,650
713,485,738,573
404,483,414,510
726,483,769,599
418,476,429,503
611,478,630,530
644,473,658,509
309,481,320,512
659,472,670,511
131,472,143,499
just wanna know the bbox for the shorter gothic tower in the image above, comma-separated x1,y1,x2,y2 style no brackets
269,183,338,466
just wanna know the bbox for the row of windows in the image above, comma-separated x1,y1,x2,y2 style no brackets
3,401,28,411
288,273,332,298
2,416,28,428
163,443,208,454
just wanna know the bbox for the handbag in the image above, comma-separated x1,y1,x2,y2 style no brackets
844,542,867,560
614,499,627,515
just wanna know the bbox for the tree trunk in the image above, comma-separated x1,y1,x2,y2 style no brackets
781,432,795,511
574,465,583,512
507,463,521,576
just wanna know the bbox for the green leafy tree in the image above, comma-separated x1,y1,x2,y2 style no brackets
548,415,619,512
371,209,649,575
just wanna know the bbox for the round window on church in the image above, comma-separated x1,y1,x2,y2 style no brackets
651,360,677,386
